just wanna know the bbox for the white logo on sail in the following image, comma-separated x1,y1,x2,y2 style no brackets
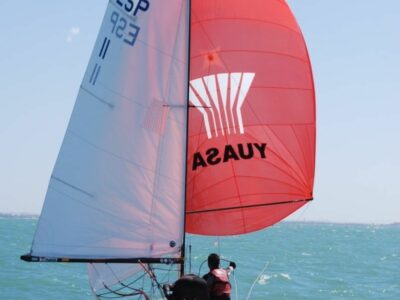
189,73,255,139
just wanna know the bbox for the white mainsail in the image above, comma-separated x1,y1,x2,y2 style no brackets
31,0,189,260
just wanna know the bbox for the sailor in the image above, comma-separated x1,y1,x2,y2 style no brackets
202,253,236,300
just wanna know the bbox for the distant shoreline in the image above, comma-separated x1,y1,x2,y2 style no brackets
0,213,38,219
1,213,398,226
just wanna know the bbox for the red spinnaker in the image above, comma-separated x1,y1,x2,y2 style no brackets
186,0,316,235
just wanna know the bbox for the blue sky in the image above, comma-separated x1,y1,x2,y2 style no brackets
0,1,399,224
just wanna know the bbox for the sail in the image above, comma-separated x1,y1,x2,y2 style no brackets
30,0,189,259
186,0,316,235
88,263,142,293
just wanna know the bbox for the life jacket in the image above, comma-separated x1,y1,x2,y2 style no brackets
210,269,231,296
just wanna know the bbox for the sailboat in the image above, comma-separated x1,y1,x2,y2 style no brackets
22,0,315,298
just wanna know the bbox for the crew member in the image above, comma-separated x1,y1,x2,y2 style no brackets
202,253,236,300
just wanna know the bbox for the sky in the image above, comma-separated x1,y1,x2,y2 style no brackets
0,1,399,224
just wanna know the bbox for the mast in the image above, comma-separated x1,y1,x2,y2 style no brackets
180,0,192,277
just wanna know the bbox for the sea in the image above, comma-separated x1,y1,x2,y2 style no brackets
1,215,399,300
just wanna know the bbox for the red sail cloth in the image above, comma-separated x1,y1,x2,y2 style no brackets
186,0,316,235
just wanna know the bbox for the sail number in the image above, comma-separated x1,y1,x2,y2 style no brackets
114,0,150,16
110,11,141,47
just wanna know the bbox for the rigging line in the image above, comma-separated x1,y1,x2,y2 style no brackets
231,270,238,300
187,198,312,215
198,258,208,276
295,199,313,222
106,263,126,287
139,262,157,286
191,192,309,210
97,281,142,298
103,284,150,299
189,240,192,274
147,264,166,298
92,267,145,297
245,260,271,300
100,281,146,297
96,272,147,296
91,263,101,277
156,263,176,285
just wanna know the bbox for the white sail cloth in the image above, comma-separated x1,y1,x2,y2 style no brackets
31,0,189,259
88,263,143,293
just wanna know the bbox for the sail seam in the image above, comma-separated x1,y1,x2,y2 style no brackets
188,176,307,200
51,176,95,198
186,198,312,214
187,123,315,138
192,18,302,36
191,50,308,64
80,86,114,108
67,130,182,183
243,131,310,189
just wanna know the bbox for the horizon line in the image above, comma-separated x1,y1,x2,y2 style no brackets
1,212,398,226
